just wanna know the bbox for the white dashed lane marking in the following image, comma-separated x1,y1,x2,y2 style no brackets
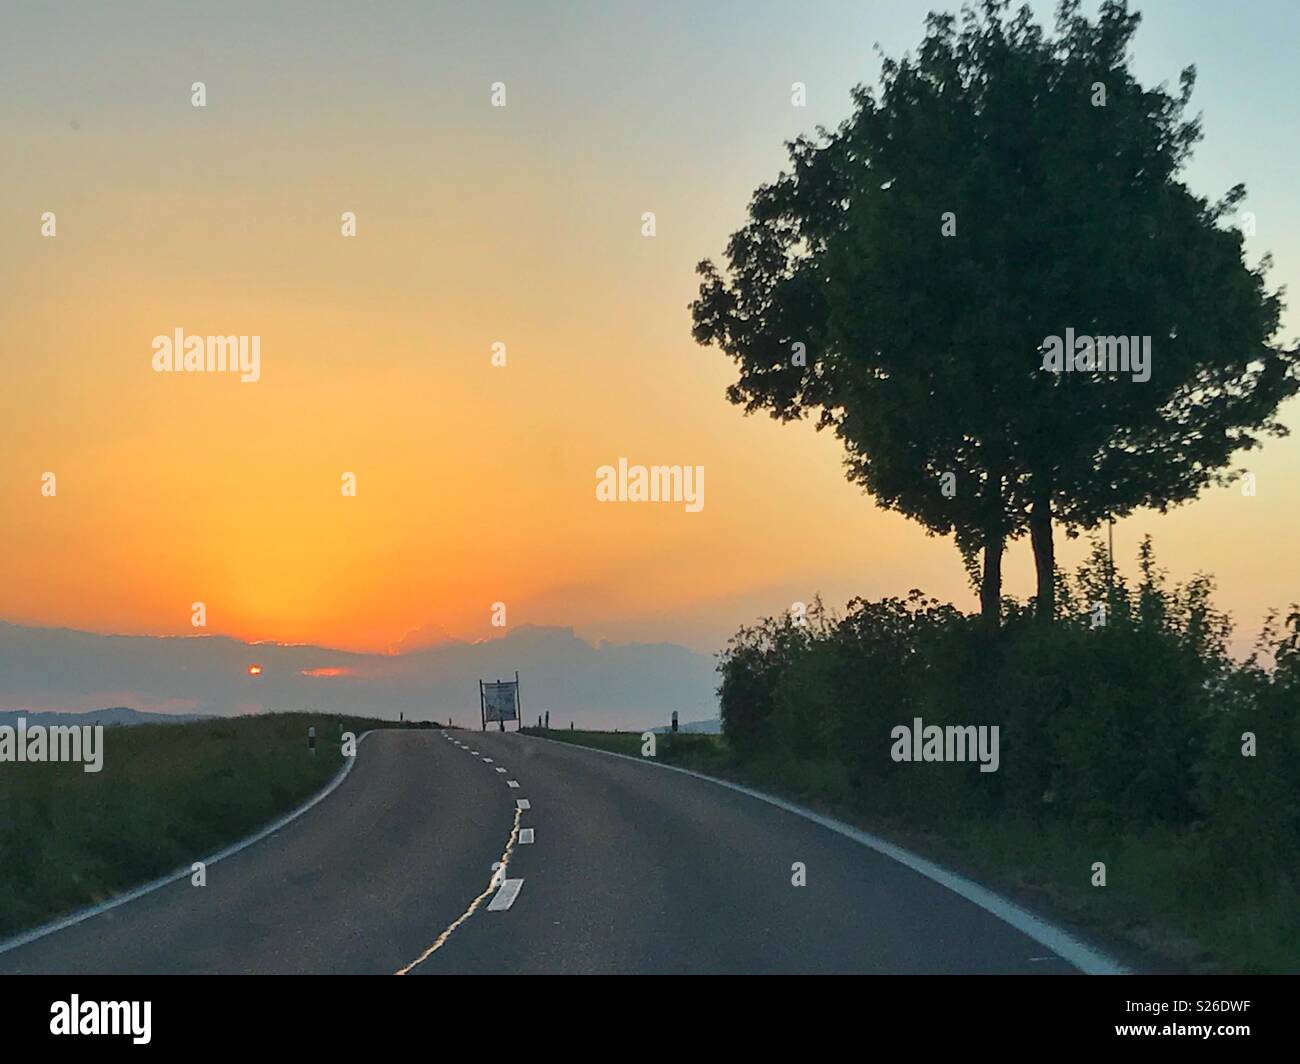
487,878,524,911
441,734,532,921
395,805,523,973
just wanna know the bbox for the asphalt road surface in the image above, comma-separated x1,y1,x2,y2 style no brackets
0,729,1089,974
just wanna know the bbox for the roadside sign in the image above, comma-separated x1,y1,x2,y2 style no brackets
479,672,522,731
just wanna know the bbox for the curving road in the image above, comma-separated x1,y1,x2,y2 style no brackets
0,729,1099,974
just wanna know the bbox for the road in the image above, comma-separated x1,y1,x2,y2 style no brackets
0,729,1091,974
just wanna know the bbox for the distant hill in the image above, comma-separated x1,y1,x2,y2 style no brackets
0,707,212,728
0,621,718,731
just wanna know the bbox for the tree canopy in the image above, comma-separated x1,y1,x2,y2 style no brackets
691,0,1297,622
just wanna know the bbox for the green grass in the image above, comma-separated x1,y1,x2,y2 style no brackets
526,727,1300,973
0,712,417,939
523,727,731,770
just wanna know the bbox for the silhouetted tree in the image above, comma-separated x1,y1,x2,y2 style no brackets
691,0,1297,623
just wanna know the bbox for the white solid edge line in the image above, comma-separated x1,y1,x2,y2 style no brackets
487,878,524,911
0,729,379,958
520,732,1130,976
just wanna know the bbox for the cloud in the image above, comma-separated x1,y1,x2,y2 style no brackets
389,623,460,655
0,621,717,732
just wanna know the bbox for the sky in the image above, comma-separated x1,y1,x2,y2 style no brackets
2,0,1297,658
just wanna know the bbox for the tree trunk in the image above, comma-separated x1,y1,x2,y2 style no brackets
980,532,1004,629
1029,493,1055,621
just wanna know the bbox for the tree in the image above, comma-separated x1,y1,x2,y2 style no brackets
691,0,1297,623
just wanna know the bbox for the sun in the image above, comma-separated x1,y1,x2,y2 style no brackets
246,664,263,677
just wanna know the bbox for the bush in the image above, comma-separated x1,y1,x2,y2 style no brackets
717,536,1297,860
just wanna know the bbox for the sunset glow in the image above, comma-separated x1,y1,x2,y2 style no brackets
2,2,1297,659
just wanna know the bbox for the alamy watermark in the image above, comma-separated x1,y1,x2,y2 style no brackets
890,717,999,773
0,717,104,772
595,459,704,512
50,996,150,1044
1040,328,1151,383
151,329,260,382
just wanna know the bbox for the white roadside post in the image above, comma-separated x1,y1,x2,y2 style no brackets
308,725,316,757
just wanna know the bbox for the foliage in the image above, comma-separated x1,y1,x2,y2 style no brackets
692,0,1297,619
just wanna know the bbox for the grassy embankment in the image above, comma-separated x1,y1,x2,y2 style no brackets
523,726,1298,974
0,712,425,939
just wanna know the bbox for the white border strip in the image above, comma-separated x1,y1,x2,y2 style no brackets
521,732,1130,975
0,729,376,958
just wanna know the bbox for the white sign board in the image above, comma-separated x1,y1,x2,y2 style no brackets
483,681,519,723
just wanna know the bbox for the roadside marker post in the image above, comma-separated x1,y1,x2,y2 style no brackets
308,726,316,757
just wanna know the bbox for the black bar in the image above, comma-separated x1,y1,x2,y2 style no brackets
0,974,1288,1051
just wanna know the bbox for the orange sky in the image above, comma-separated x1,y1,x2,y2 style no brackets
2,1,1297,656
